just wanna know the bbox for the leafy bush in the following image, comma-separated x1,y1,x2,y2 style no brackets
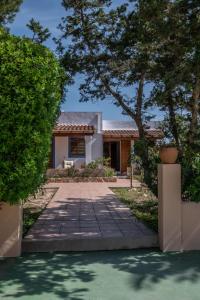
46,167,79,178
132,154,143,174
46,158,115,178
66,166,79,177
0,29,65,204
182,153,200,202
103,166,115,178
81,165,115,178
82,157,114,177
81,167,104,177
86,157,111,169
134,140,159,195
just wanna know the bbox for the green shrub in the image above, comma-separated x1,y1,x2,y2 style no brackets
86,157,111,169
0,29,65,204
81,165,115,178
83,158,114,177
103,166,115,177
81,167,96,177
66,166,79,177
182,153,200,202
134,140,159,194
85,161,99,170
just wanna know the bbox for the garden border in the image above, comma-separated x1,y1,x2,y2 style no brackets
47,177,117,183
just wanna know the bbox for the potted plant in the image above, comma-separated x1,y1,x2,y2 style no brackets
159,141,178,164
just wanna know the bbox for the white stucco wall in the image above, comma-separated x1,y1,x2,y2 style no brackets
54,136,67,169
54,113,103,169
85,133,103,164
91,133,103,161
54,134,103,169
54,136,85,169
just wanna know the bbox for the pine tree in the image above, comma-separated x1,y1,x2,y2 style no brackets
0,0,23,26
27,18,51,44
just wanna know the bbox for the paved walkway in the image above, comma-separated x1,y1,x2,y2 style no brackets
23,179,157,252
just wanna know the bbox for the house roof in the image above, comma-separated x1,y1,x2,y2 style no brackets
103,129,163,139
102,120,137,130
54,112,163,138
102,120,160,130
53,124,94,134
53,112,99,135
57,112,100,126
102,120,162,138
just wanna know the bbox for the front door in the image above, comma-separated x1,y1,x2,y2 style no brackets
121,140,131,174
103,141,120,172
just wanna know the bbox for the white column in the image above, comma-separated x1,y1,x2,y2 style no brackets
54,136,67,169
85,135,93,165
158,164,182,252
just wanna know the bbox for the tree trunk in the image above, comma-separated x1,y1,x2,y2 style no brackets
134,75,151,186
101,74,152,186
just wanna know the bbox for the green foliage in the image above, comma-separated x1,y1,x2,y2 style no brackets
57,0,200,198
134,140,159,195
182,153,200,202
82,163,115,178
23,187,57,235
103,167,115,178
127,146,135,167
47,158,115,178
23,210,41,236
80,167,104,178
86,157,111,169
27,18,51,44
0,0,22,26
66,166,79,177
149,1,200,152
112,187,158,232
147,146,160,194
46,167,79,178
56,0,156,142
0,30,65,204
83,158,114,177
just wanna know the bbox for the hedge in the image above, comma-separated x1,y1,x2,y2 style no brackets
0,29,65,204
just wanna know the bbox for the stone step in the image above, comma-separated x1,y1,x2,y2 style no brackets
22,234,158,252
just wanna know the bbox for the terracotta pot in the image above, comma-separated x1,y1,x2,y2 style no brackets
159,147,178,164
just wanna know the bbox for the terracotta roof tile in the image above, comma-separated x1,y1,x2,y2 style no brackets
103,129,163,139
53,124,94,134
53,123,163,138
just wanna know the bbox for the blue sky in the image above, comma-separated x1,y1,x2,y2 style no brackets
10,0,163,121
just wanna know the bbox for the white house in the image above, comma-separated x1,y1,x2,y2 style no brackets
50,112,162,174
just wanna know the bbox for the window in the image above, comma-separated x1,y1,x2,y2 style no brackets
68,137,85,158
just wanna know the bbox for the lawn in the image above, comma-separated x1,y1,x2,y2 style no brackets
112,186,158,232
1,250,200,300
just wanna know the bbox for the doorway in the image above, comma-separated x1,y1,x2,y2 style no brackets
103,141,120,172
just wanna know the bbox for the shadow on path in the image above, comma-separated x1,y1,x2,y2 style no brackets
1,249,200,299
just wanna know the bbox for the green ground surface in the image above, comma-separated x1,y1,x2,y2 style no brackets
112,187,158,232
1,250,200,300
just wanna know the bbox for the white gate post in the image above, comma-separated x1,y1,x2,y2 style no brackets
0,203,22,257
158,164,182,251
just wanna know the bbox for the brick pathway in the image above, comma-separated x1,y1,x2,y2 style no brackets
23,179,158,252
